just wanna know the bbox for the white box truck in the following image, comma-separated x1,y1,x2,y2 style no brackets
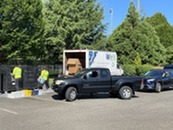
63,49,124,75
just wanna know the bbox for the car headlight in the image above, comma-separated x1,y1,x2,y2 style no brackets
147,79,155,82
55,80,65,85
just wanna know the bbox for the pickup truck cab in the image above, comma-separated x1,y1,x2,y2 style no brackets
52,68,141,101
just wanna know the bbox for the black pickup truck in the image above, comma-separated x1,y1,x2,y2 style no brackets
52,68,141,101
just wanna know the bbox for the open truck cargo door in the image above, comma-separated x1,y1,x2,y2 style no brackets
66,58,82,75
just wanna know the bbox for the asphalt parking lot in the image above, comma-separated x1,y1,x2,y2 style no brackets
0,89,173,130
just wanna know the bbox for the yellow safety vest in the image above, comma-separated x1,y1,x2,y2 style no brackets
40,69,49,80
13,67,22,79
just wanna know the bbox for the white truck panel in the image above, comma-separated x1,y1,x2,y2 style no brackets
87,50,122,75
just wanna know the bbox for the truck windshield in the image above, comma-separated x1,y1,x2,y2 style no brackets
74,69,86,78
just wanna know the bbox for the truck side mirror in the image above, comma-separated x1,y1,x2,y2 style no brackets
83,74,87,79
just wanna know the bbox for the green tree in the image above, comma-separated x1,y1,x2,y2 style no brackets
146,13,173,64
42,0,105,63
0,0,44,63
134,52,142,66
146,13,173,48
108,1,166,66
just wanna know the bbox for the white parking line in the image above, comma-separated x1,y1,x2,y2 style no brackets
0,107,18,115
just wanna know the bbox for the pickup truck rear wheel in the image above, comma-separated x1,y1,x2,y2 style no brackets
65,87,77,101
119,86,132,100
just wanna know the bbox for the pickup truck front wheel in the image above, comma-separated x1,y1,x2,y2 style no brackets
119,86,132,100
65,87,77,101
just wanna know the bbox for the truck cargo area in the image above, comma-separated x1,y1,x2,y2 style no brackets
65,52,85,74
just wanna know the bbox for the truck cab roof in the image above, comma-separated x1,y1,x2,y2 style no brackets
84,67,109,71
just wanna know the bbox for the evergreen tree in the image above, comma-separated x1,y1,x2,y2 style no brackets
0,0,44,63
146,13,173,48
133,20,166,65
108,1,166,66
146,13,173,64
42,0,105,63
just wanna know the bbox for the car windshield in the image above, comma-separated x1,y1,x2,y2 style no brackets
145,70,163,77
164,69,173,75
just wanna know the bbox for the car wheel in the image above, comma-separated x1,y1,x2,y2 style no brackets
65,87,77,101
155,82,162,93
119,86,132,100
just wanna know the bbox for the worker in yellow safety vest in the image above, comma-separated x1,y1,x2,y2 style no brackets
38,66,49,90
12,65,22,91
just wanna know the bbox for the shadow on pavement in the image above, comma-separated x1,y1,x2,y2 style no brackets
52,92,139,101
52,94,64,100
137,88,173,93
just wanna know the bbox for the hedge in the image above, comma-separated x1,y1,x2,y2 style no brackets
123,64,153,76
123,64,136,76
136,64,153,76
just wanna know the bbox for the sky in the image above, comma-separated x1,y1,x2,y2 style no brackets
97,0,173,35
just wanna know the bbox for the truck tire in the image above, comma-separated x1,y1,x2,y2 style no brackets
119,86,132,100
155,82,162,93
65,87,77,101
